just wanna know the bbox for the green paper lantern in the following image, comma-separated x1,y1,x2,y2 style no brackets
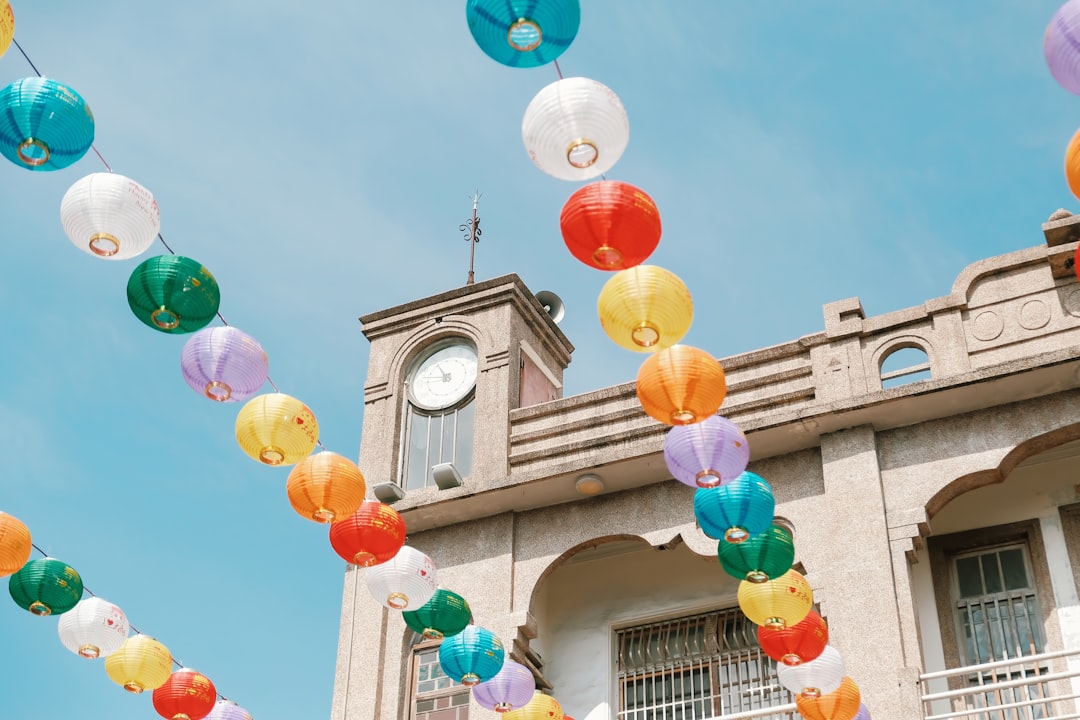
718,521,795,584
127,255,220,334
403,588,472,640
9,557,83,616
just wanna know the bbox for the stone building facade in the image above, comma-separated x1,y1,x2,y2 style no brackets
331,211,1080,720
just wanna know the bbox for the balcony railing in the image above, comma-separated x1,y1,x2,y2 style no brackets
920,647,1080,720
703,705,797,720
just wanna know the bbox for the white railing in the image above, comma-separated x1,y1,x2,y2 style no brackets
920,647,1080,720
703,704,797,720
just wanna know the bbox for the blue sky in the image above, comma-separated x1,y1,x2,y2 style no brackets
0,2,1077,719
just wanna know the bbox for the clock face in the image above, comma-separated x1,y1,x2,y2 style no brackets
408,342,479,411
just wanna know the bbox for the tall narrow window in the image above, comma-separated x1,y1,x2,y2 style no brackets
616,607,793,719
401,340,477,491
411,643,471,720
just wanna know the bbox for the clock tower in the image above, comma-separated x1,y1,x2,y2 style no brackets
355,274,573,500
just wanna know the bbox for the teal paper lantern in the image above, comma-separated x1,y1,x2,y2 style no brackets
439,625,505,686
403,588,472,640
718,520,795,583
694,472,775,544
127,255,221,334
0,77,94,171
466,0,579,68
9,557,83,616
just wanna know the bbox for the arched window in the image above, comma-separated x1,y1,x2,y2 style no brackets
879,345,931,389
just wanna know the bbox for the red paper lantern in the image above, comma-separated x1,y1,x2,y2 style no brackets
560,181,661,270
758,609,828,666
329,500,407,567
152,669,217,720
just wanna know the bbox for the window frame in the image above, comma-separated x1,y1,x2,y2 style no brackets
407,637,471,720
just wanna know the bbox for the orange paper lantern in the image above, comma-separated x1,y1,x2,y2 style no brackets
560,180,661,270
1067,128,1080,201
0,511,32,576
287,451,367,523
636,345,727,425
795,676,861,720
152,669,217,720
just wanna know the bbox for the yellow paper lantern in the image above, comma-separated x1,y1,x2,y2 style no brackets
636,345,727,425
795,676,862,720
737,569,813,629
105,635,173,694
1067,128,1080,201
504,691,564,720
0,511,32,576
235,393,319,466
286,451,367,523
597,265,693,352
0,1,13,60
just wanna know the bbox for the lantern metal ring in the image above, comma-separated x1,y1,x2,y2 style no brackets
17,137,49,166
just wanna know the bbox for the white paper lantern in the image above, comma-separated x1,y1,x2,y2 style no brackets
522,76,629,181
777,644,845,698
60,172,160,259
57,597,130,659
365,545,437,610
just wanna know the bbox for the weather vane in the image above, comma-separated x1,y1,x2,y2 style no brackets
459,191,482,285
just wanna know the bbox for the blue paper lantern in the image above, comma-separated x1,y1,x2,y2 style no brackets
0,78,94,171
466,0,580,68
438,625,505,686
694,471,775,544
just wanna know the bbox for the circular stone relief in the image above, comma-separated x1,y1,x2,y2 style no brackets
971,311,1004,341
1018,300,1051,330
1065,289,1080,318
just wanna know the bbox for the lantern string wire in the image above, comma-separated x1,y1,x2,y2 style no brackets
553,58,564,80
28,542,234,701
10,38,325,454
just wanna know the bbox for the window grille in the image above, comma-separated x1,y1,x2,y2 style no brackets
616,607,794,719
952,544,1051,720
402,399,475,491
412,644,470,720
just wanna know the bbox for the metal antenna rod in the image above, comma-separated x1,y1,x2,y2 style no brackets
460,191,482,285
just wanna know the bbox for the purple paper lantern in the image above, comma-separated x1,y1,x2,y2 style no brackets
205,700,252,720
472,659,536,713
1046,0,1080,95
180,327,269,403
664,415,749,488
853,703,872,720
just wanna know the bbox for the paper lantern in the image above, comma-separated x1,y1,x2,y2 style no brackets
694,472,775,543
504,691,564,720
636,345,727,425
127,255,220,334
758,609,828,666
153,669,217,720
560,181,661,270
57,597,129,659
719,520,794,583
795,676,862,720
664,415,748,488
473,659,536,712
329,500,406,566
466,0,578,68
235,393,319,466
778,645,845,698
205,701,252,720
286,451,366,523
439,625,505,686
0,1,13,59
0,511,31,576
105,635,173,694
737,569,813,629
181,327,269,403
598,265,692,352
0,77,94,170
403,588,471,639
365,545,438,610
60,173,160,259
522,77,629,182
8,557,83,616
1046,1,1080,95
